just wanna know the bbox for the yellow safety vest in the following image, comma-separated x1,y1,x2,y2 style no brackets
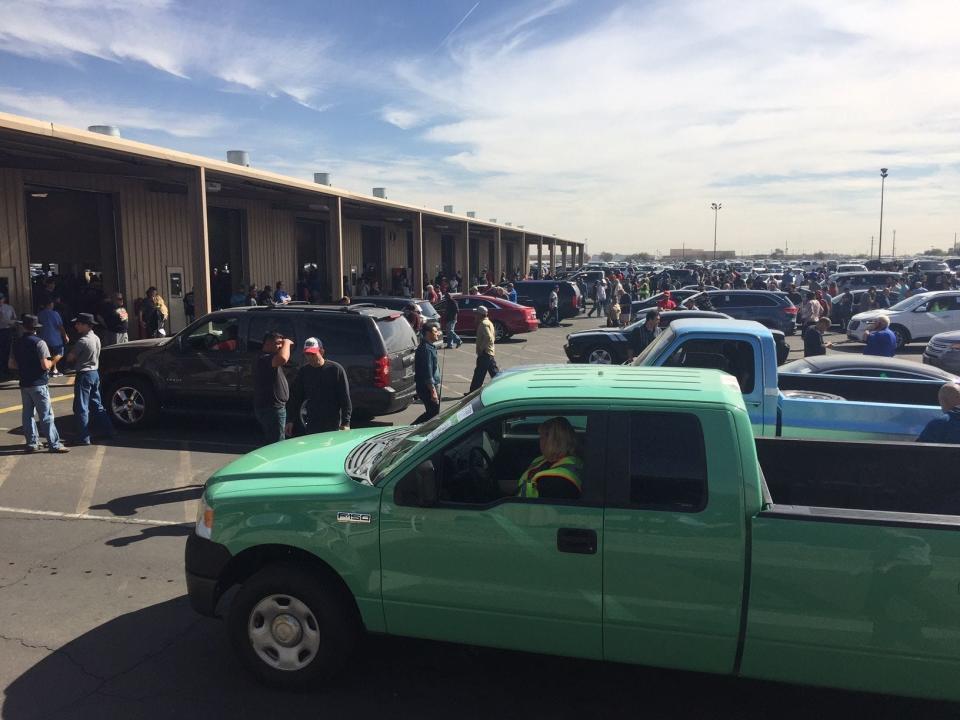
518,455,583,498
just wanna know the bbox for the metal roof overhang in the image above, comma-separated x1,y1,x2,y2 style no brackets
0,111,563,247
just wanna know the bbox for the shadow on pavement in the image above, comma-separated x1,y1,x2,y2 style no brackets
105,523,193,547
90,486,203,517
5,596,957,720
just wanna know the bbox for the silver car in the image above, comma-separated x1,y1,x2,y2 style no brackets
923,329,960,374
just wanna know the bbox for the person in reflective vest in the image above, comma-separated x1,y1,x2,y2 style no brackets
517,416,583,499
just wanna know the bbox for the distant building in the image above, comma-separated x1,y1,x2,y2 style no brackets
668,249,736,260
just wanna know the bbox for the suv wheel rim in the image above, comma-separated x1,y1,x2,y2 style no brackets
248,594,320,672
588,348,613,364
494,322,505,341
110,385,145,425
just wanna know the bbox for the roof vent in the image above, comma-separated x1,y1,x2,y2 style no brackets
88,125,120,137
518,224,525,229
226,150,250,167
466,211,476,218
505,222,512,226
489,218,497,223
443,205,454,213
373,187,387,199
314,172,331,185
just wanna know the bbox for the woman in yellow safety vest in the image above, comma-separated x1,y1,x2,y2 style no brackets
517,416,583,499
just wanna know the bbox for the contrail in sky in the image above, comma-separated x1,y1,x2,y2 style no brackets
436,2,480,51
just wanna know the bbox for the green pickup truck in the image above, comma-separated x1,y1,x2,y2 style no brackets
186,365,960,701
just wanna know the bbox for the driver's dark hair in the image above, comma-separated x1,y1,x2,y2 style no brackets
646,309,660,322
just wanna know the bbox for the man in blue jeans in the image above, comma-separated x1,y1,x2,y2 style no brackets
254,330,292,443
12,314,69,453
66,312,115,445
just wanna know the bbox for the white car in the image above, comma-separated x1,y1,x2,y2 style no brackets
847,290,960,349
837,263,868,273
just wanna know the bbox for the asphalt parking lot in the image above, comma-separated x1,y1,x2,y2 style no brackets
0,314,955,719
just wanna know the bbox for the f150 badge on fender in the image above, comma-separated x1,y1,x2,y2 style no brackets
337,512,373,524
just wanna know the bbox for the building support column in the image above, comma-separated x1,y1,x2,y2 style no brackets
521,233,527,279
537,236,543,279
579,244,584,267
188,167,211,318
412,211,424,296
458,222,470,290
328,196,344,300
495,228,502,282
549,240,556,276
560,242,567,270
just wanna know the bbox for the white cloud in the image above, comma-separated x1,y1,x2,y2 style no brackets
0,0,334,107
0,88,228,137
381,0,960,254
381,107,423,130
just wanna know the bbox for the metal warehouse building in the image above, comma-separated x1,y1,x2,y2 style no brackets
0,112,581,335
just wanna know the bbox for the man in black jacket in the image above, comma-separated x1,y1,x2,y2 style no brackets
285,337,351,436
439,292,461,349
414,322,443,424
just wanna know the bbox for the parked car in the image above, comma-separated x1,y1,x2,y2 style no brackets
449,294,538,340
508,280,581,324
656,268,700,286
829,271,903,290
836,263,868,273
630,290,701,314
781,355,958,381
100,304,419,429
566,311,790,365
351,296,439,321
923,329,960,374
847,290,960,349
779,355,960,407
564,311,726,365
704,290,798,334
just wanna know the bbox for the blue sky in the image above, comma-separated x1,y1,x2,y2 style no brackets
1,0,959,255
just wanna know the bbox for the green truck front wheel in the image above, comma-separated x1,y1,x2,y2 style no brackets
227,564,359,690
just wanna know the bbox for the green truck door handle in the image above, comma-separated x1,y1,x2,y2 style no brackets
556,528,597,555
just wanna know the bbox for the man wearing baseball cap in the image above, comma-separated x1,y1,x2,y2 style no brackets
285,337,351,436
66,312,115,445
12,314,68,453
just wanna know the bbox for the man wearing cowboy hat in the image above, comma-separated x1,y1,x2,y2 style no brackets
11,314,69,453
65,312,115,445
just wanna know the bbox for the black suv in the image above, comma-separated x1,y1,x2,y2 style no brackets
705,290,798,334
508,280,582,324
99,305,418,429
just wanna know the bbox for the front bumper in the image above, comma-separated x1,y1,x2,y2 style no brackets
563,344,582,362
184,534,233,617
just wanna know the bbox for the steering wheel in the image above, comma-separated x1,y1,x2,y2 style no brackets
468,446,491,476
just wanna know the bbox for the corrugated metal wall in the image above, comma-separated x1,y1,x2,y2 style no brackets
0,168,30,315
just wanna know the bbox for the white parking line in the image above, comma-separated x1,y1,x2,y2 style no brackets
0,455,19,492
0,505,181,526
75,444,107,515
178,442,196,523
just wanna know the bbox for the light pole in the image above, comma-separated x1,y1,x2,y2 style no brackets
877,168,888,260
711,202,722,260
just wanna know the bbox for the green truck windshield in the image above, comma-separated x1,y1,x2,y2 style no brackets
371,392,484,485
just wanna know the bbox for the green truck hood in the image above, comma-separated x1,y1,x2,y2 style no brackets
206,426,395,499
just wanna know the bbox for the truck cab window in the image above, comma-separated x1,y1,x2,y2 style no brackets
412,412,590,506
627,412,707,511
665,338,755,394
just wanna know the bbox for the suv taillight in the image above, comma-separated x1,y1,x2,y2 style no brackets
784,306,798,314
571,295,578,309
373,355,390,388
